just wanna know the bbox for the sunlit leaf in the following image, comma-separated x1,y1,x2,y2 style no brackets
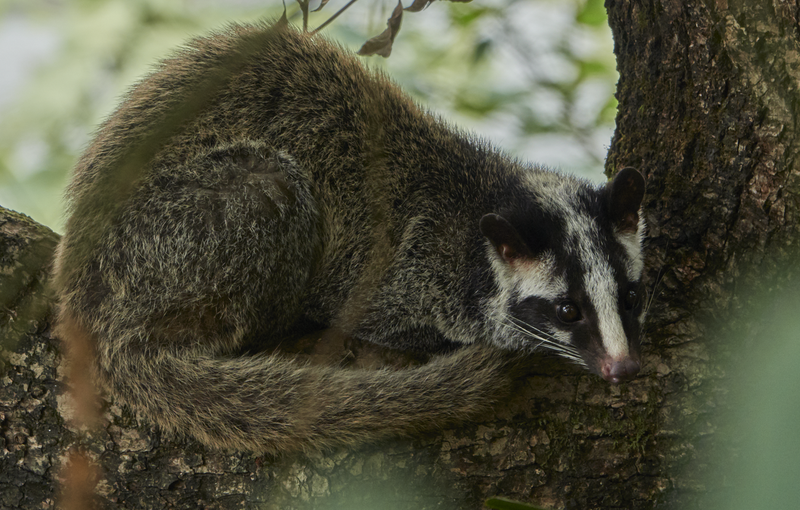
357,1,403,57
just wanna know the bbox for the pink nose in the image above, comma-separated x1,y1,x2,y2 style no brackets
601,358,640,384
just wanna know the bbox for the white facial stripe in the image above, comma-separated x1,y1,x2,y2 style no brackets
487,246,566,301
567,212,630,359
513,252,566,300
615,232,643,280
487,171,645,359
584,264,629,358
529,173,645,287
485,246,567,349
551,329,572,347
614,212,645,281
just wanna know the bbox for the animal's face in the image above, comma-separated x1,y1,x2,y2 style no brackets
482,168,646,383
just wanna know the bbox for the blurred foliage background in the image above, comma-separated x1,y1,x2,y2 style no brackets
0,0,617,232
2,3,799,507
700,279,800,510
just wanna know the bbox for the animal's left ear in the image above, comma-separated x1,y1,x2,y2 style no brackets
607,167,645,233
480,213,536,264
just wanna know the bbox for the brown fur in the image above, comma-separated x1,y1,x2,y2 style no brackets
54,21,644,454
53,22,530,454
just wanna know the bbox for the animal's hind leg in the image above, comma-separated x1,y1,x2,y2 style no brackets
92,141,321,353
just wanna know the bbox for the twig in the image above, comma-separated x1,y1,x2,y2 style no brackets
297,0,310,31
311,0,361,34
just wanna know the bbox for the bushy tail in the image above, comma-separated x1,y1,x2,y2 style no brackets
58,310,519,455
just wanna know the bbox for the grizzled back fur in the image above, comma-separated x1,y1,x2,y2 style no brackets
53,22,645,454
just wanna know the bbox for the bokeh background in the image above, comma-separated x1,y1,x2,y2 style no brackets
0,0,616,232
2,2,799,508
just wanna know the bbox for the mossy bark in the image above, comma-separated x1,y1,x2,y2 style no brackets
2,1,799,508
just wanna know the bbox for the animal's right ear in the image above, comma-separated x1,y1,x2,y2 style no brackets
480,214,534,264
608,167,646,233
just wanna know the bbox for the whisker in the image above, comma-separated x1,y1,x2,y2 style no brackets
644,267,666,317
641,268,667,340
481,308,588,369
507,316,577,351
500,315,583,360
502,319,562,350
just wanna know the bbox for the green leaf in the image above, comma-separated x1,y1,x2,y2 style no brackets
453,90,524,117
576,0,607,27
598,95,620,124
449,5,492,27
577,59,612,79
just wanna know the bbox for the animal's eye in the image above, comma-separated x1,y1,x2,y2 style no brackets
556,301,581,323
624,288,639,311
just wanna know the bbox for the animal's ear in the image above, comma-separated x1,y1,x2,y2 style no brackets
480,213,534,264
608,167,645,233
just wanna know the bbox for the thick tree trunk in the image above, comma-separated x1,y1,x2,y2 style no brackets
2,1,798,508
605,0,800,507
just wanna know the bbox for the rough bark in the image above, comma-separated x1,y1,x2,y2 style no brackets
1,206,656,510
1,1,799,508
605,0,800,507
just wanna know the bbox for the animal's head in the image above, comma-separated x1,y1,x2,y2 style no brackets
481,168,646,383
